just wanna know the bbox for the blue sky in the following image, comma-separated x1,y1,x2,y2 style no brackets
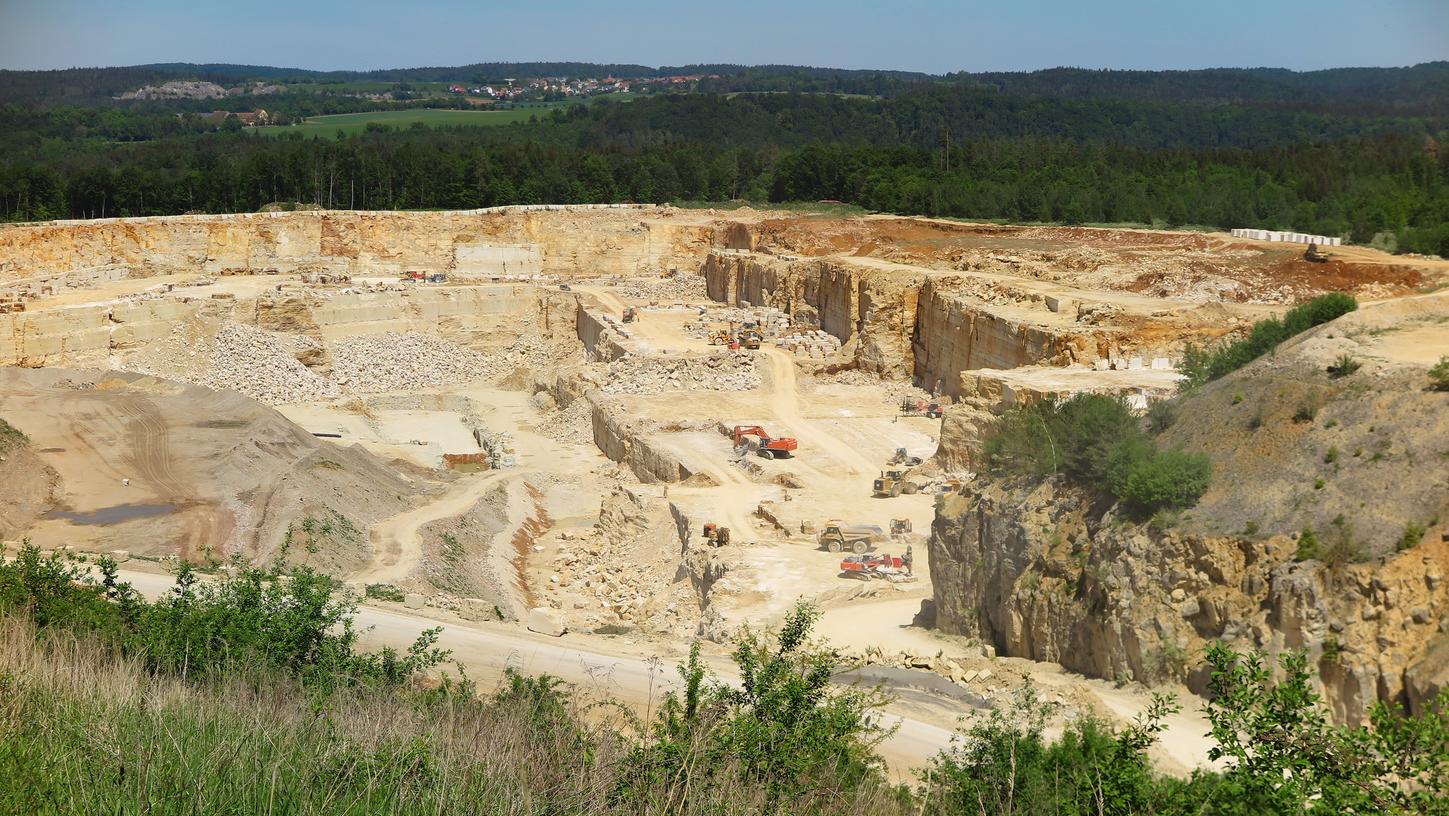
1,0,1445,73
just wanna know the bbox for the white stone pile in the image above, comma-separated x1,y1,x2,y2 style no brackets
598,352,760,395
203,323,341,404
684,305,792,340
774,328,842,359
331,332,503,393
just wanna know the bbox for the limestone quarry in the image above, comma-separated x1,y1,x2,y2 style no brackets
2,204,1446,774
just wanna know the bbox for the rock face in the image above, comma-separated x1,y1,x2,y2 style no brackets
930,480,1449,724
0,205,710,287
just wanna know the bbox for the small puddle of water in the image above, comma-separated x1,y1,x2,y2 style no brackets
45,503,177,525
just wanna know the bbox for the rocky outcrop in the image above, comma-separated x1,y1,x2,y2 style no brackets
911,279,1104,397
930,480,1449,724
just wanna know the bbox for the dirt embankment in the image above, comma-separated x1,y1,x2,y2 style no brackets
0,368,424,571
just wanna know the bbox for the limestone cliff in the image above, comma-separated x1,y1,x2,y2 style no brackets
930,481,1449,724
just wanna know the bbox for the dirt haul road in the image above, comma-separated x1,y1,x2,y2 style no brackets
110,566,953,780
351,469,530,586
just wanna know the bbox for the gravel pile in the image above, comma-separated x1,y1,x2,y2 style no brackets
535,398,594,445
611,273,709,301
331,332,502,393
598,352,760,395
203,323,341,404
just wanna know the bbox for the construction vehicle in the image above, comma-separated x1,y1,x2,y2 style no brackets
739,329,763,350
838,552,910,580
427,273,447,283
622,307,638,323
702,522,731,547
1303,243,1330,263
873,469,922,497
888,447,923,467
901,398,943,418
818,521,884,554
890,518,913,538
733,425,798,459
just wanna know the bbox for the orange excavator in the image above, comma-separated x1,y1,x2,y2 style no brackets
733,425,798,459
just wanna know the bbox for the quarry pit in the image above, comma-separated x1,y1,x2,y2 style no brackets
2,204,1443,775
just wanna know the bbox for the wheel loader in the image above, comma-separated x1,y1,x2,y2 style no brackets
872,469,922,498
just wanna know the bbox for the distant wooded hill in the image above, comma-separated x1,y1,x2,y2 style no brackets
2,61,1447,116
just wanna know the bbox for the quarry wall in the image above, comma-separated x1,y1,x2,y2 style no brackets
702,249,1101,390
0,286,541,366
930,482,1449,725
0,205,713,287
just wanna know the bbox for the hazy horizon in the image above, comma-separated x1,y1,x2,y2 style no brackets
2,0,1445,75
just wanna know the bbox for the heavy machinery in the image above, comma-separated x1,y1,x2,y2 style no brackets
622,307,638,323
1303,243,1330,263
890,518,913,538
733,425,798,459
888,447,923,467
873,469,923,497
818,521,884,554
901,398,943,418
702,522,731,547
838,552,910,580
739,329,763,350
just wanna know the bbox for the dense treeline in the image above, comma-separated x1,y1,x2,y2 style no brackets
3,122,1444,254
3,74,1447,255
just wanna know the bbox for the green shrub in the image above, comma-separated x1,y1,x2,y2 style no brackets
1397,521,1427,551
1117,450,1212,515
1293,391,1322,423
983,394,1211,516
0,417,29,453
1295,527,1321,561
1431,356,1449,392
1327,354,1361,378
365,582,407,603
1323,515,1365,567
1324,446,1339,464
1145,399,1178,434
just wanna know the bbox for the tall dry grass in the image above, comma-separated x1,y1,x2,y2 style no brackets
0,615,908,815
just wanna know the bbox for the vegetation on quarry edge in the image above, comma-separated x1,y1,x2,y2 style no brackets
2,84,1449,256
982,392,1212,518
1,544,1446,814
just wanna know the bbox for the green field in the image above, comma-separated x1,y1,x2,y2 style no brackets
257,107,552,137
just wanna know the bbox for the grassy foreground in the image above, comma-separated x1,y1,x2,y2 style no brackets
1,545,1446,814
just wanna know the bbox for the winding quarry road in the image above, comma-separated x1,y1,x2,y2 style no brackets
112,566,953,779
349,469,529,587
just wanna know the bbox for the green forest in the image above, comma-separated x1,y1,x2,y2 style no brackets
1,62,1447,255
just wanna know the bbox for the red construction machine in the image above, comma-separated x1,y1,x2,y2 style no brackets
732,425,798,459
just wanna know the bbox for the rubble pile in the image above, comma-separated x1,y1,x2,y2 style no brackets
535,489,698,636
611,272,709,300
204,323,341,404
331,332,503,393
598,352,760,394
534,398,593,446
